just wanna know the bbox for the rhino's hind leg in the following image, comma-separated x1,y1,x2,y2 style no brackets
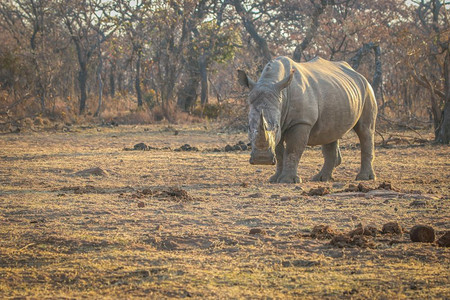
354,120,376,181
312,140,341,181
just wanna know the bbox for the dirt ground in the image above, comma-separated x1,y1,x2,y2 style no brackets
0,124,449,299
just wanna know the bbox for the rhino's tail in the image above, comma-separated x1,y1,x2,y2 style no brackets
335,144,342,167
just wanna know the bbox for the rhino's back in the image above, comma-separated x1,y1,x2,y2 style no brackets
279,56,370,145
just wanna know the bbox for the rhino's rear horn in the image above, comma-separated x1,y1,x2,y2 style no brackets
237,70,255,89
275,69,295,91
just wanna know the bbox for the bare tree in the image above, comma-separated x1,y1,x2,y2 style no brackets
58,0,116,114
0,0,53,113
350,42,383,100
292,0,336,62
0,0,447,137
94,35,103,117
115,0,155,108
176,0,210,111
176,0,239,112
412,0,450,143
232,0,272,65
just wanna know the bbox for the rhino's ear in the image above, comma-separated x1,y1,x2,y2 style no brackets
237,70,256,90
275,69,295,91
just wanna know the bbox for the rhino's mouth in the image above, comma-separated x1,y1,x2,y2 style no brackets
249,109,277,165
250,149,276,165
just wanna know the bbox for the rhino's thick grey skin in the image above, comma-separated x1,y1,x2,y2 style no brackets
238,56,377,183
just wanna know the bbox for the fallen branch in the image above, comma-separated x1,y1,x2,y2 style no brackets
378,114,428,137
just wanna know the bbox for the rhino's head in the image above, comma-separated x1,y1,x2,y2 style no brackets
238,67,294,165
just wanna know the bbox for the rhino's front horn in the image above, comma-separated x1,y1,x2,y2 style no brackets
255,110,269,148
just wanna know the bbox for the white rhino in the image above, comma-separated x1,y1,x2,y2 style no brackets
238,56,377,183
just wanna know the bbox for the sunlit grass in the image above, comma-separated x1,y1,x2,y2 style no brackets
0,125,448,298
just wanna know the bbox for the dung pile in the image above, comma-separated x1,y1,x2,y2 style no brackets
307,187,330,196
308,221,446,249
206,141,250,152
174,144,199,152
382,222,403,234
409,225,435,243
437,231,450,247
310,225,336,239
123,143,160,151
348,223,379,237
330,234,375,249
160,187,195,201
224,141,249,152
130,187,197,202
329,223,379,248
74,167,108,176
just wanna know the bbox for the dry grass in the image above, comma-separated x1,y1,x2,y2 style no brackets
0,124,449,299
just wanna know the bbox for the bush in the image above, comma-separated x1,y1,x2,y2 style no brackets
144,89,157,110
202,103,221,119
193,103,221,119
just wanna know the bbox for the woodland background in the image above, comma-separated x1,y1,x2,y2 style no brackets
0,0,449,143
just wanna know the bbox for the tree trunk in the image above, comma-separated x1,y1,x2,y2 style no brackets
435,50,450,143
160,55,178,123
177,74,198,112
94,46,103,117
118,72,124,95
135,48,143,107
36,77,46,113
30,23,46,113
109,61,116,98
350,43,374,70
78,65,88,115
350,42,383,100
430,90,442,134
436,101,450,143
199,54,208,108
371,45,382,99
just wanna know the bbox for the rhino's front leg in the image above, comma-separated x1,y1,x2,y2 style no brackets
277,124,311,184
269,139,285,183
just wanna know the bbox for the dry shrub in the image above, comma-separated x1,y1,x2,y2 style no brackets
150,105,165,122
101,95,137,117
101,100,202,125
40,117,52,126
48,99,77,124
126,109,154,124
2,94,39,120
106,108,152,125
192,103,221,119
33,116,45,126
218,98,248,131
172,109,202,124
98,96,152,124
2,90,213,127
151,103,202,124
